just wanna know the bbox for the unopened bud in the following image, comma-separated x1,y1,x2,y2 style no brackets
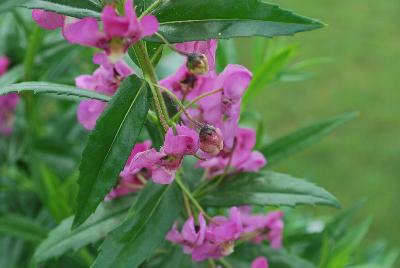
187,53,209,75
199,125,223,156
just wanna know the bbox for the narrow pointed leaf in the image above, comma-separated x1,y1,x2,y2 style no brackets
73,75,150,227
33,199,132,263
0,81,110,101
0,215,47,243
201,172,339,208
261,112,358,165
21,0,101,19
93,182,182,268
148,0,324,43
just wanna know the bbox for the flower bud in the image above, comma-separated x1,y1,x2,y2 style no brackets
186,53,209,75
199,125,223,156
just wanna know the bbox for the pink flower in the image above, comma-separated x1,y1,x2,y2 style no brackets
200,64,252,148
241,210,284,249
160,65,216,101
192,207,243,261
129,125,199,184
76,55,133,130
63,0,159,61
0,56,10,76
0,57,19,136
166,213,207,254
106,141,152,200
198,128,266,178
32,10,65,30
176,40,218,72
251,257,269,268
0,93,20,136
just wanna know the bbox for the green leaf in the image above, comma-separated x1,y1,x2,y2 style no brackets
0,0,25,13
35,163,72,222
323,219,372,268
0,214,47,243
0,65,23,87
73,75,150,228
92,182,182,268
21,0,101,19
243,44,298,105
0,81,110,101
201,172,339,208
261,112,358,165
148,0,324,43
33,198,132,263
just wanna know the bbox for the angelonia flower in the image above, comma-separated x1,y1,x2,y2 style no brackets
251,257,269,268
32,0,159,62
63,0,159,62
160,40,266,178
166,207,284,262
127,125,199,184
0,56,20,136
76,53,133,130
106,141,152,200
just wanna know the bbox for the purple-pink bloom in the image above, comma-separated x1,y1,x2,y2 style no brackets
32,10,65,30
200,64,252,148
176,40,218,72
198,128,266,178
166,213,207,254
76,55,133,130
106,141,152,200
0,57,19,136
160,65,216,101
191,207,243,261
63,0,159,61
241,210,284,249
129,125,199,184
251,257,269,268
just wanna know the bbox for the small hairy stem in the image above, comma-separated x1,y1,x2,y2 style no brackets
208,259,217,268
175,174,213,221
219,258,234,268
154,83,203,127
139,0,164,18
183,191,193,217
133,41,170,131
172,88,223,121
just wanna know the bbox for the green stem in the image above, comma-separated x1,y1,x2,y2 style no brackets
172,88,223,122
22,26,43,138
175,174,212,221
79,247,94,266
154,83,203,127
132,41,170,130
140,0,164,18
219,258,234,268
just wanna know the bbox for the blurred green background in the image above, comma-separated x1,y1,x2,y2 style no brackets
242,0,399,248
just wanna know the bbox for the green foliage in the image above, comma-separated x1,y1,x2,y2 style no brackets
73,75,150,227
149,0,324,43
22,0,101,18
261,112,358,165
34,198,132,263
201,172,339,208
93,182,182,268
0,81,110,101
0,214,47,243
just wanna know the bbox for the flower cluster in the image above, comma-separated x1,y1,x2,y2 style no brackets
32,3,281,267
0,56,20,136
161,40,266,178
166,207,283,262
32,0,158,62
76,53,133,130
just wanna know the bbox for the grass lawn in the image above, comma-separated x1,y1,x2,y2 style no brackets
245,0,400,248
